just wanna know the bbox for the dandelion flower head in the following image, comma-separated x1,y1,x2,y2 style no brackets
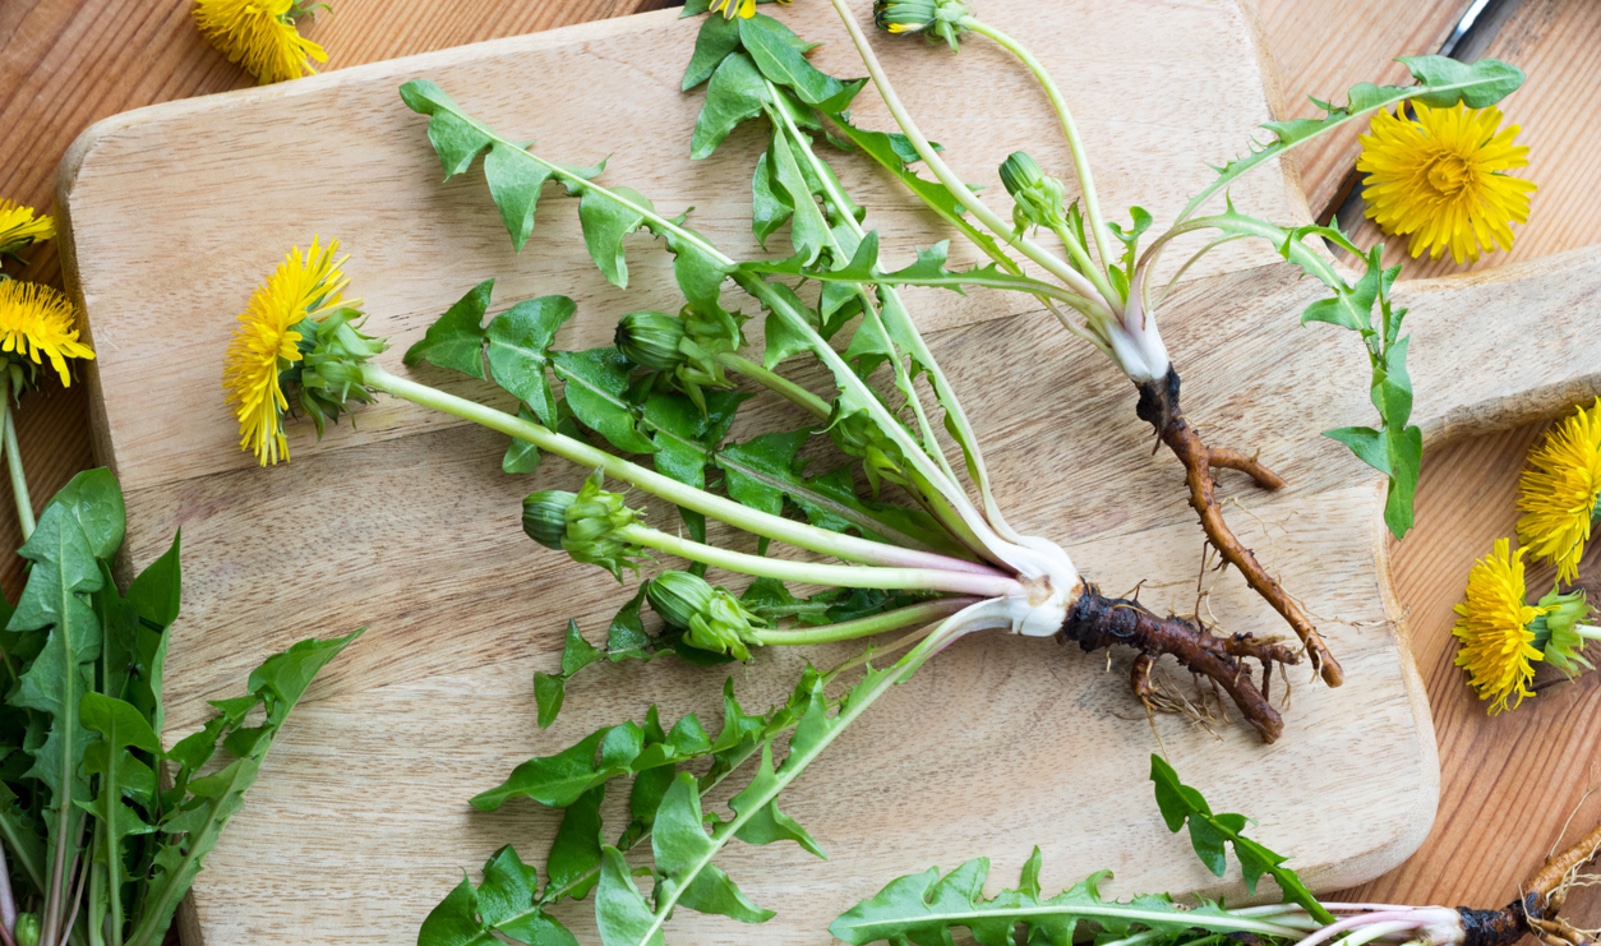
0,201,55,255
223,238,349,466
193,0,328,85
1357,101,1535,265
1517,398,1601,583
1452,538,1545,714
0,281,94,387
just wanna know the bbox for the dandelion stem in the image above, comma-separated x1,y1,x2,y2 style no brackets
714,354,829,418
358,364,1006,577
615,523,1022,597
961,15,1118,276
0,382,34,541
1575,624,1601,640
747,597,980,646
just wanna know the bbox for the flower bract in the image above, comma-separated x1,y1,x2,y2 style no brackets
0,281,94,388
193,0,328,85
223,238,349,466
0,201,55,257
1452,538,1545,714
1356,101,1535,264
1516,398,1601,583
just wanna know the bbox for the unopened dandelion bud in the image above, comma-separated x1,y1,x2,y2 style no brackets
1000,151,1066,232
873,0,972,51
561,472,646,579
689,589,765,661
1531,587,1597,677
14,914,38,946
522,490,578,550
646,570,716,629
616,311,688,371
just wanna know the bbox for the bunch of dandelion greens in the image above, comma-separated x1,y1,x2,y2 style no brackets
1451,399,1601,714
782,0,1526,688
830,754,1601,946
0,467,359,946
0,200,94,539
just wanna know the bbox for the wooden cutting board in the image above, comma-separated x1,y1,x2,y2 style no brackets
53,0,1597,942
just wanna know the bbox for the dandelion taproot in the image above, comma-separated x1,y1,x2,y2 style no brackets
223,239,349,465
1452,538,1545,714
0,281,94,388
0,201,55,257
193,0,328,85
1516,398,1601,583
1356,101,1535,264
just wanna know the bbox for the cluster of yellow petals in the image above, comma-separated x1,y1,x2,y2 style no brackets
1452,538,1546,715
0,282,95,388
223,239,348,466
1357,102,1535,265
0,201,56,254
1516,398,1601,583
193,0,327,85
709,0,791,20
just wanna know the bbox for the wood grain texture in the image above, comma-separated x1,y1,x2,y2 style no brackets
53,3,1457,943
0,0,674,597
1246,0,1473,219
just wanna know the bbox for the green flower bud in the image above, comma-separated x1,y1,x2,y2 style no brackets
646,570,716,629
647,571,764,661
873,0,972,51
827,405,908,495
562,472,647,580
999,151,1066,233
1532,586,1597,677
14,913,39,946
522,489,578,549
616,311,688,371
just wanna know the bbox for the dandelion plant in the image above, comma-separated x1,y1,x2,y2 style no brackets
780,0,1527,686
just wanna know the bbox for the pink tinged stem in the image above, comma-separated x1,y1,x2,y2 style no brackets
1293,912,1437,946
0,843,16,939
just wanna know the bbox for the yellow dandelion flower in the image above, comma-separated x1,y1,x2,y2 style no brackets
0,281,95,388
0,201,55,255
1516,398,1601,583
708,0,790,20
1452,538,1546,714
223,239,350,466
193,0,328,85
1356,101,1535,265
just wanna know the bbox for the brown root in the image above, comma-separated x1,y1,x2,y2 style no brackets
1057,581,1300,743
1134,368,1344,687
1459,820,1601,946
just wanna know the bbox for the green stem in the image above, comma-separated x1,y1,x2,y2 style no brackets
825,0,1115,319
358,364,999,575
1575,624,1601,641
1047,220,1120,307
634,617,961,946
961,16,1118,275
714,352,829,419
0,387,33,541
747,597,977,646
615,523,1021,598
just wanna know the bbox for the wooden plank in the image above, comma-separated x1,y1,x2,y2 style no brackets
51,2,1473,943
0,0,672,598
1246,0,1474,218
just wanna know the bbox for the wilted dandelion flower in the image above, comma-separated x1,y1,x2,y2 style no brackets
223,239,349,465
1516,398,1601,584
1357,101,1534,264
1452,538,1545,714
0,281,94,387
193,0,328,85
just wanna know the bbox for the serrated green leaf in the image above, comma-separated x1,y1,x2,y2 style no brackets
552,348,657,455
532,672,566,731
767,131,829,266
597,847,662,946
548,786,606,901
400,79,493,179
731,743,824,858
652,773,773,923
419,847,579,946
580,187,651,289
606,588,651,661
485,142,556,252
682,13,742,91
486,295,574,425
716,429,809,518
1323,426,1388,475
404,279,492,378
750,149,791,248
691,52,771,160
739,14,844,106
1399,55,1525,108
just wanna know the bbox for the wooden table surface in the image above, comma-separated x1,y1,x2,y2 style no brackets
2,0,1598,939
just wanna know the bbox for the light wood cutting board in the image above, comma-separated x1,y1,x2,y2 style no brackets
53,1,1600,943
